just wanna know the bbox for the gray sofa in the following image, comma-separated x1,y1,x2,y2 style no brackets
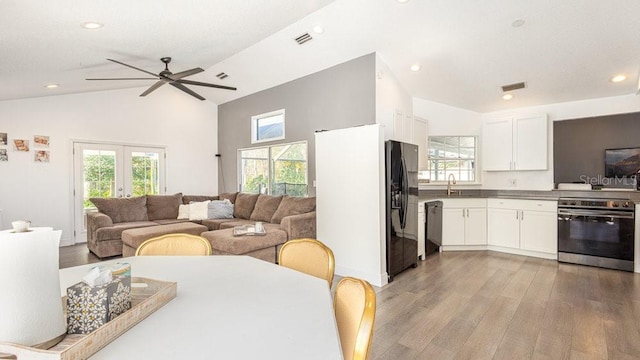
87,192,316,258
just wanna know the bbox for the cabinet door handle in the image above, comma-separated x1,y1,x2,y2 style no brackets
462,209,466,218
521,210,524,220
466,209,470,217
516,211,519,220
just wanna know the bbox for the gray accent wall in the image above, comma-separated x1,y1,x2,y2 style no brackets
217,53,376,195
553,111,640,187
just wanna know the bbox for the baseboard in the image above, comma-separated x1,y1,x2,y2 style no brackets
59,237,76,247
440,244,557,260
334,265,388,288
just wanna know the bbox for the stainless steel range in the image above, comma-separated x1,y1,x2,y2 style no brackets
558,198,635,271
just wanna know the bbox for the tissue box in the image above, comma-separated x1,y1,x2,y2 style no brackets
66,275,131,334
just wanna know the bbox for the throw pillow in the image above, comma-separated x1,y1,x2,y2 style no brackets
189,200,211,221
250,195,283,222
207,200,234,219
177,204,190,220
90,196,148,223
146,193,183,220
233,193,260,219
270,196,316,224
219,192,238,204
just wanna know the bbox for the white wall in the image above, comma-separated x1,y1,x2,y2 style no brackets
413,97,482,136
0,87,218,245
376,55,413,122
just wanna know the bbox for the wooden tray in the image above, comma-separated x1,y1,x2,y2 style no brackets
0,277,177,360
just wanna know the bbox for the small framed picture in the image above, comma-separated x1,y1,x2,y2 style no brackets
13,139,29,152
0,149,7,161
35,150,50,163
0,133,7,146
34,135,50,148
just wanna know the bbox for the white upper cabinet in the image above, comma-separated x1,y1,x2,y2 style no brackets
483,114,548,171
412,116,428,172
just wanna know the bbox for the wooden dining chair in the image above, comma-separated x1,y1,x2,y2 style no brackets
135,233,212,256
334,277,376,360
278,238,335,287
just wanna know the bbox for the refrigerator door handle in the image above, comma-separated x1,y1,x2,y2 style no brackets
400,156,408,228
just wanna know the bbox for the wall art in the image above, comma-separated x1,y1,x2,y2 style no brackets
0,133,6,146
34,135,50,148
0,149,7,161
35,150,50,163
13,139,29,152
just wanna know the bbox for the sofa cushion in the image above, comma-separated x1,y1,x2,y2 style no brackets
250,195,283,222
208,200,234,219
95,221,158,241
146,193,183,220
189,201,211,220
182,195,219,205
90,196,148,223
270,196,316,224
201,218,238,231
219,192,238,204
233,193,260,219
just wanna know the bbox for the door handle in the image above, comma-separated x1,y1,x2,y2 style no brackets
126,194,132,198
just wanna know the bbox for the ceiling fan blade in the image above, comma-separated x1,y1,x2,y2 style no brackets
107,59,159,78
168,68,204,80
175,79,237,91
140,81,167,97
86,77,158,80
170,83,205,101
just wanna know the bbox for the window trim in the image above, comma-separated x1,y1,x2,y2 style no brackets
237,140,308,196
251,109,285,144
425,135,478,183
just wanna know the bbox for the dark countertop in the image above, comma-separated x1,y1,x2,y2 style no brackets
418,189,640,202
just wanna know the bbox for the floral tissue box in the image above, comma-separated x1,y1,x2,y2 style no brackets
66,275,131,334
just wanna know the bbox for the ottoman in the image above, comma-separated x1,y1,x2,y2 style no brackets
201,227,288,263
121,222,208,257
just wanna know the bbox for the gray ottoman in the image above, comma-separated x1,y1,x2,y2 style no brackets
122,222,208,257
201,227,288,263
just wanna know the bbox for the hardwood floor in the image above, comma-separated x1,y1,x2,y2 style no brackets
59,245,640,359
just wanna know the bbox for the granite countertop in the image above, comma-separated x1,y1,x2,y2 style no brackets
418,189,640,202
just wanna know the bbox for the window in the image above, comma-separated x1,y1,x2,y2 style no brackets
426,136,477,182
238,141,308,196
251,109,285,144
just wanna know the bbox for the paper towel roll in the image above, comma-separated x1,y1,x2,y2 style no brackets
0,227,66,347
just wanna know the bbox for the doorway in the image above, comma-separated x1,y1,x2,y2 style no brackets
73,142,166,243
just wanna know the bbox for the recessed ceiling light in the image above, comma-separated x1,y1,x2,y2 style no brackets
44,84,59,89
312,25,324,34
611,74,627,83
511,18,526,28
396,0,410,3
410,64,421,72
502,94,514,100
81,22,103,29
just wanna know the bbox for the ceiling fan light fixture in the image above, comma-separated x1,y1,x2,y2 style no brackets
81,22,103,30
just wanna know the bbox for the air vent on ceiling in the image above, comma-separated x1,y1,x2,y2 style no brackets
295,33,313,45
501,82,526,92
216,72,228,80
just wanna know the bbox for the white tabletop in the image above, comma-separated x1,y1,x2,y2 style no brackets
60,256,343,360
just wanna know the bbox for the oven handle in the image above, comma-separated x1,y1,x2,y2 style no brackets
557,208,635,219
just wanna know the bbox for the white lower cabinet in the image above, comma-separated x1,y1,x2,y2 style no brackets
418,201,426,259
487,198,557,256
442,199,487,246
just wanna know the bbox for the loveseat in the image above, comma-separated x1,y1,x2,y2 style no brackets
86,192,316,258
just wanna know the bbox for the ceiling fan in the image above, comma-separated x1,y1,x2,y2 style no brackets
86,57,236,101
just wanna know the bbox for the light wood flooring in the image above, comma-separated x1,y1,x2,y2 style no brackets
60,245,640,359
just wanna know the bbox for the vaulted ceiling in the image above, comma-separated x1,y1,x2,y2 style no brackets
2,0,639,112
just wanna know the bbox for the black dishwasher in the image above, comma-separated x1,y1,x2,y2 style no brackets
425,201,442,255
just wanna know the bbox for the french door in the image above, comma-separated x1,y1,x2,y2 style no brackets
73,142,166,243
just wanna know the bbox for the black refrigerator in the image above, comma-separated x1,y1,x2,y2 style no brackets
385,140,418,282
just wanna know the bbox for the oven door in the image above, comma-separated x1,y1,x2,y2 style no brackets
558,208,635,265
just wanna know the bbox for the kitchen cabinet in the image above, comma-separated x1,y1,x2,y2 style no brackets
413,116,428,172
483,114,548,171
487,198,557,254
418,201,425,259
442,199,487,246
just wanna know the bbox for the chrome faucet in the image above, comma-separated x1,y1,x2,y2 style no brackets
447,174,457,196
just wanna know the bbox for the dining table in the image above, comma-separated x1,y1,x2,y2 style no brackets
58,255,343,359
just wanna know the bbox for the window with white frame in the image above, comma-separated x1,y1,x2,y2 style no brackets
238,141,308,196
251,109,285,144
426,136,477,182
